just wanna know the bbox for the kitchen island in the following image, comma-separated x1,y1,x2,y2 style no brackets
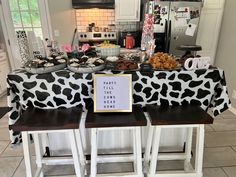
7,68,230,153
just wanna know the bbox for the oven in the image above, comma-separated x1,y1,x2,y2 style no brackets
78,32,117,46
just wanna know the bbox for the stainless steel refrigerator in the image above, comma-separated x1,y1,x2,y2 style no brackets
152,0,202,57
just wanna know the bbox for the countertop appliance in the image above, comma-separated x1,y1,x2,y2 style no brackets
150,0,202,57
125,34,135,49
78,32,117,46
72,0,115,9
118,31,142,48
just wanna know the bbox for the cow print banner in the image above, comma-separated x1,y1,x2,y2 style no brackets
7,68,231,144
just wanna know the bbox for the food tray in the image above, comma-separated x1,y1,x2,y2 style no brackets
25,63,66,74
68,64,105,73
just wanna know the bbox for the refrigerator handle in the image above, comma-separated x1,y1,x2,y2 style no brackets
164,19,168,47
167,20,172,53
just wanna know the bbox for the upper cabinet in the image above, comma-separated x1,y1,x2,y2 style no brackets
115,0,141,22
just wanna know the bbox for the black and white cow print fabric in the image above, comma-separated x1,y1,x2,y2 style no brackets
7,68,231,144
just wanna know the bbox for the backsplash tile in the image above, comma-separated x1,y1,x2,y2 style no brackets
75,9,140,32
76,9,115,32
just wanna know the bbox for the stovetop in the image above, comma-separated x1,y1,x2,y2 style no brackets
78,32,117,42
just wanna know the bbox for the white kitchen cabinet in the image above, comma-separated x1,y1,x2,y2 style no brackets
115,0,141,22
0,52,11,95
196,0,225,64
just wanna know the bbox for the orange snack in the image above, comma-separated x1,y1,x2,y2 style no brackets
148,52,178,70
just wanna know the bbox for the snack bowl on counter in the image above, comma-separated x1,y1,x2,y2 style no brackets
24,56,67,74
67,56,105,73
96,42,120,57
147,52,181,70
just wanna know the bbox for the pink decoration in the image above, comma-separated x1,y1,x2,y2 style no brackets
81,44,90,52
141,14,154,49
62,44,72,53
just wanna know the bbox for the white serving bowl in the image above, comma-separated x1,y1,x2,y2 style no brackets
96,45,120,57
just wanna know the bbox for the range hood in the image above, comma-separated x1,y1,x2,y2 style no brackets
72,0,115,9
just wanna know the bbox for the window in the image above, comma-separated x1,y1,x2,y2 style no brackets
9,0,43,38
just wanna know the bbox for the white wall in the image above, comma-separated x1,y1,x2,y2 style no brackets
215,0,236,108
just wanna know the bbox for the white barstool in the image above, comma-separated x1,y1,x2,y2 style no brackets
144,105,214,177
85,105,147,177
11,107,86,177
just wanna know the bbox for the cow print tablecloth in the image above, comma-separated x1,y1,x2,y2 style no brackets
7,68,231,144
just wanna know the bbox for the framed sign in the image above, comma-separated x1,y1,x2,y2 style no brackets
93,74,132,113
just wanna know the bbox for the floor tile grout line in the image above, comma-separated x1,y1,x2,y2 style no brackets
1,155,25,158
11,157,24,177
230,146,236,153
209,124,217,132
0,140,10,157
204,165,236,169
221,167,231,177
204,145,236,149
206,130,236,133
220,117,236,119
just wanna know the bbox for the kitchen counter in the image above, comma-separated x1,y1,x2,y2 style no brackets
120,48,141,53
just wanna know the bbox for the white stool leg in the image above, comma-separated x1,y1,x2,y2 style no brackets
184,127,193,171
195,125,205,177
133,128,137,173
69,130,82,177
33,133,44,177
91,128,98,177
144,125,154,163
135,127,143,177
148,127,161,177
75,129,86,167
22,131,33,177
41,133,50,155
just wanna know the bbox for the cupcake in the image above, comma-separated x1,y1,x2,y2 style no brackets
56,56,63,60
70,62,80,67
70,58,79,63
44,63,54,67
58,59,66,63
47,57,54,60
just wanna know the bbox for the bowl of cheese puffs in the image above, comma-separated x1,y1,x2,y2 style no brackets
147,52,180,70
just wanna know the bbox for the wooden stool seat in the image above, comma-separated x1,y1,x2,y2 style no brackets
146,104,214,125
85,105,147,177
11,107,82,131
144,104,214,177
11,107,85,177
85,105,147,128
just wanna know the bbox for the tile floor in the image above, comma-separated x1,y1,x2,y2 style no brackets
1,95,236,177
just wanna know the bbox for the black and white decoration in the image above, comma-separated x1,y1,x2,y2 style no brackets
16,30,31,65
7,68,231,144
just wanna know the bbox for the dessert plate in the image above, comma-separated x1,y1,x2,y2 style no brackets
25,63,66,74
